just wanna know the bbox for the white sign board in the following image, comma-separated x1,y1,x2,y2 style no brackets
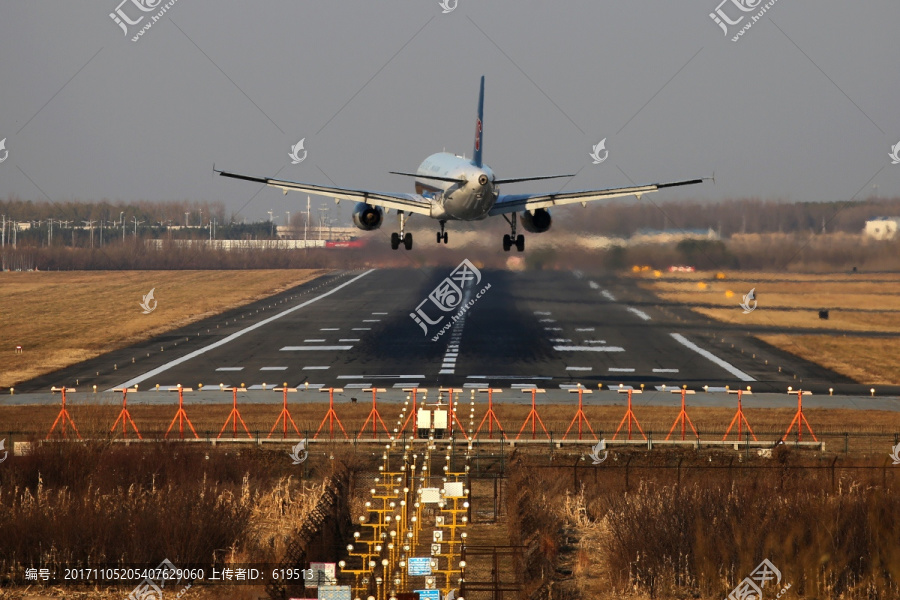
408,557,432,576
443,482,464,498
420,487,441,503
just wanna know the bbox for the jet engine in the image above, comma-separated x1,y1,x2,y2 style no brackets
352,203,384,231
520,208,551,233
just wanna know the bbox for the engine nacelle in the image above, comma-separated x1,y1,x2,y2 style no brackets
521,209,552,233
352,203,384,231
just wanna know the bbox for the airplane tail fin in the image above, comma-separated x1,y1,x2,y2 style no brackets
473,75,484,168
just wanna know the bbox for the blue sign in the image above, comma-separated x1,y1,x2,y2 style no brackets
408,557,432,576
414,590,441,600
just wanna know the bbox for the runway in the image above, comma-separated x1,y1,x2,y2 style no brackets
17,267,891,397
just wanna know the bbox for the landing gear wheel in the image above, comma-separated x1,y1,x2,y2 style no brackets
391,232,400,250
436,232,442,244
442,231,448,244
403,233,413,250
515,234,525,252
502,234,512,252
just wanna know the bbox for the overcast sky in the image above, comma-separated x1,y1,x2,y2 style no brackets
1,1,898,224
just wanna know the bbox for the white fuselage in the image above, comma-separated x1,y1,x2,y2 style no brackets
415,152,496,221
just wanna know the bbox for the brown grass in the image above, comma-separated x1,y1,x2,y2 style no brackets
637,270,900,383
0,270,325,387
508,453,900,600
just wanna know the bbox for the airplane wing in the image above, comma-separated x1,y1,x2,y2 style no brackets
488,178,705,216
216,169,434,216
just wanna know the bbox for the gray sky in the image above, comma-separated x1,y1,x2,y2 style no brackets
1,1,898,223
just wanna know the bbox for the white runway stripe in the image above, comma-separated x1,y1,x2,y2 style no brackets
566,367,592,371
601,290,616,301
626,306,651,321
576,327,595,332
303,366,330,370
304,339,326,342
215,367,243,372
320,328,339,331
280,345,353,351
260,366,287,371
339,338,360,342
653,368,679,373
554,345,625,352
670,333,755,382
609,367,635,372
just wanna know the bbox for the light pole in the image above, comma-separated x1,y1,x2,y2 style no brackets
185,211,189,227
132,216,144,237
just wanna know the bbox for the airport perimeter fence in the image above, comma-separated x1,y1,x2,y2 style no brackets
2,427,898,457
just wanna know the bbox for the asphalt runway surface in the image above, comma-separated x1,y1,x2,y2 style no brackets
16,267,900,401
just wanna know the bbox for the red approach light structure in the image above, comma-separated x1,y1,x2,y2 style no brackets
563,386,597,441
515,388,549,441
269,384,300,439
612,388,646,441
111,387,142,439
315,387,348,439
666,387,699,441
165,385,198,439
219,386,252,439
358,388,391,439
782,389,818,442
47,386,80,440
475,388,506,440
722,389,756,442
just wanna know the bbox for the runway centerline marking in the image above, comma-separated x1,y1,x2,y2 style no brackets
566,367,592,371
339,338,360,342
215,367,243,372
108,270,375,390
260,366,287,371
601,290,616,301
320,328,339,331
653,368,679,373
303,366,330,370
609,367,635,372
576,328,595,332
304,339,326,342
670,333,755,382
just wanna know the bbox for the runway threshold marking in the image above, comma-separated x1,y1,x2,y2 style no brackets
601,290,616,301
109,270,375,390
670,333,755,382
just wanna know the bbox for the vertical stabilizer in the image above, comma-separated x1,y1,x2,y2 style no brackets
472,76,484,168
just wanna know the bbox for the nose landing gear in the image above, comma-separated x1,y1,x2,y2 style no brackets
436,220,449,244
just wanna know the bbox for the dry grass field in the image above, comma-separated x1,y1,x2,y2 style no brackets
0,270,325,388
637,271,900,384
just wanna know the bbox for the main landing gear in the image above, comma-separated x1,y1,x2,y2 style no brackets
502,213,525,252
391,211,413,250
436,220,448,244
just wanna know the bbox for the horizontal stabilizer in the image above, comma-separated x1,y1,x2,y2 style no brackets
493,174,576,185
389,171,467,184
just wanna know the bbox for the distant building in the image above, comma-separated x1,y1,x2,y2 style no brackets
864,217,900,240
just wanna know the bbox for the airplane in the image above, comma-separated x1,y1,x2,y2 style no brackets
216,76,706,251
